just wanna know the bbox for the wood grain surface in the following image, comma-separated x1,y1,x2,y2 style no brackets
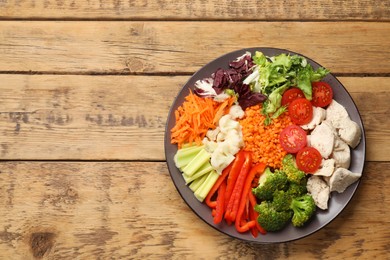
1,0,389,20
0,75,388,161
0,1,389,259
0,161,389,259
0,22,389,74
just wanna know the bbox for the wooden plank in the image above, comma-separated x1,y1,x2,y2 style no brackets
0,74,183,161
0,161,388,259
0,21,390,74
1,0,389,21
0,75,388,161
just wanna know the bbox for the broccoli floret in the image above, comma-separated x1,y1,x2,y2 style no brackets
252,168,288,201
272,190,292,212
254,201,293,232
290,194,316,227
287,181,308,198
282,154,307,185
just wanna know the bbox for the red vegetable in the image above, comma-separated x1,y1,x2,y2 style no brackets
213,181,227,224
281,88,305,106
224,151,246,209
296,146,322,173
235,162,266,233
205,163,232,208
311,81,333,107
248,192,267,235
225,151,252,223
279,125,307,153
288,98,313,125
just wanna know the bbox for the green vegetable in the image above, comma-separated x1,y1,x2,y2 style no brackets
194,170,219,202
290,194,316,227
254,201,293,232
252,168,288,201
246,51,329,123
272,190,292,212
181,148,211,177
174,144,205,169
183,163,213,184
252,158,315,231
282,154,306,185
287,182,307,198
174,143,219,202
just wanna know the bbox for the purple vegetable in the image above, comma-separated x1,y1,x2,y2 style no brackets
236,83,267,110
210,52,266,109
194,78,216,97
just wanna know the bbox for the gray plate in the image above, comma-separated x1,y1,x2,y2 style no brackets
164,47,366,243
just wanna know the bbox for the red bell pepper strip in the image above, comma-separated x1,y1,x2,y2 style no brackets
225,151,252,223
248,192,267,235
213,180,226,224
235,162,266,233
205,163,232,208
224,150,246,209
249,203,259,237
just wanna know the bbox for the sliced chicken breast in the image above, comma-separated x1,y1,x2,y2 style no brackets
326,99,349,125
325,99,362,148
314,158,335,177
301,106,326,130
337,118,362,148
310,122,335,159
307,176,330,210
329,168,362,193
332,138,351,169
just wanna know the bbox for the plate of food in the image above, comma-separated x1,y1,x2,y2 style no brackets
164,47,365,243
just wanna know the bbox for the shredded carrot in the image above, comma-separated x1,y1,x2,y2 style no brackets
239,104,293,169
170,91,235,149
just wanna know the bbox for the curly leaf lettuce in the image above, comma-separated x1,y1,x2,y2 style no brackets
245,51,329,123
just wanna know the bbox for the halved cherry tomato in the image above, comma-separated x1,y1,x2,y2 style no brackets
288,98,313,125
296,147,322,174
279,125,307,153
281,88,305,106
311,82,333,107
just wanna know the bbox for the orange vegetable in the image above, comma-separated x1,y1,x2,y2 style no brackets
170,91,234,149
239,104,293,169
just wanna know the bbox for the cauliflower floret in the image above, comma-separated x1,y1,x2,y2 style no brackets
229,104,245,120
204,113,244,174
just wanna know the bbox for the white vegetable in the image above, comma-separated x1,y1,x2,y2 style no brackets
229,104,245,120
203,114,244,174
194,78,216,96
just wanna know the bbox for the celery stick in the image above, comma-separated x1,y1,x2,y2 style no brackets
182,149,211,177
183,162,213,184
194,170,219,202
174,145,205,169
189,173,208,192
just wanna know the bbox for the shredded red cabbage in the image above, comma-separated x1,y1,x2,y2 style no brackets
211,53,267,110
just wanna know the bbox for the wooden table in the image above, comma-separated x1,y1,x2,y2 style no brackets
0,1,389,259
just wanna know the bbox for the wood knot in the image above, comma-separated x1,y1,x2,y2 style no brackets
30,232,56,258
125,57,144,72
